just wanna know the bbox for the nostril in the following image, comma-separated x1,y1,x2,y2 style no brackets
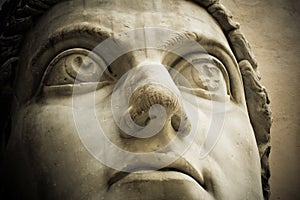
171,113,191,137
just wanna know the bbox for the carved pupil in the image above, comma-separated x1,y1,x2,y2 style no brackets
192,63,221,91
66,54,101,82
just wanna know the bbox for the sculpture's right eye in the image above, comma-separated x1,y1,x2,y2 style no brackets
44,48,113,86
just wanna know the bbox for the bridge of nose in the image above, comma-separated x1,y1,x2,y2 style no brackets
123,62,180,96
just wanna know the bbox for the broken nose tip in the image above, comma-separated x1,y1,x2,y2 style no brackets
118,83,191,138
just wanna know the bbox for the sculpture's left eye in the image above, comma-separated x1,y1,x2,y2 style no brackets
44,48,112,86
170,54,230,101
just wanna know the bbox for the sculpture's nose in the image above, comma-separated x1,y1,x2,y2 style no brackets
128,83,189,134
114,63,191,139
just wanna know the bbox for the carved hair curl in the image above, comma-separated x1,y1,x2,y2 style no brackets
0,0,271,199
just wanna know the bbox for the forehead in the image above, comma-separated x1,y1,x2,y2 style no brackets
52,0,228,44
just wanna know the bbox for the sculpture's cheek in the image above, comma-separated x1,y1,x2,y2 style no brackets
196,105,263,199
6,103,110,199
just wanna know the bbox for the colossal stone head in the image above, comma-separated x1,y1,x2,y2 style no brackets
0,0,271,199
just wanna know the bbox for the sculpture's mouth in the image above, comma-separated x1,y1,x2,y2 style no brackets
105,160,208,200
108,166,205,189
107,159,205,190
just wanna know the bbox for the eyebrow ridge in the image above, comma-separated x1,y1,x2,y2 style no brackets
36,23,112,56
30,23,113,69
162,31,234,59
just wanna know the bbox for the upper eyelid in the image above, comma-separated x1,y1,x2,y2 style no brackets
44,47,117,83
49,24,112,45
164,44,236,75
163,31,235,61
31,23,112,68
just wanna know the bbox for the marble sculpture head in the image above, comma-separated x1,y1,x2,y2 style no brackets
0,0,271,199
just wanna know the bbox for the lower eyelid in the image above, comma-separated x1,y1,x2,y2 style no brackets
42,81,113,97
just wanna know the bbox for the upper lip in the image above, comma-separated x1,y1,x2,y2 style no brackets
107,157,205,189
